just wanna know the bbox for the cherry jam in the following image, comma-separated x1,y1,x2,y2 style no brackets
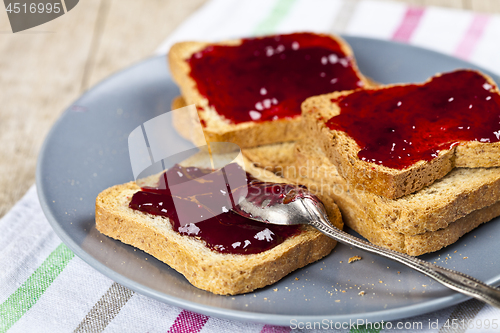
326,70,500,169
187,32,364,124
129,164,301,255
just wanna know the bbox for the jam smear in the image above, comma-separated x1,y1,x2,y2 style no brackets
235,182,310,207
326,70,500,169
188,32,364,124
129,164,301,255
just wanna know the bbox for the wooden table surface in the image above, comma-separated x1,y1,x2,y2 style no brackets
1,0,500,218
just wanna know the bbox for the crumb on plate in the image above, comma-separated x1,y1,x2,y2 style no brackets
348,255,362,263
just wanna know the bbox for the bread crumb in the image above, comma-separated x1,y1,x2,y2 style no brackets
463,256,468,259
295,277,299,281
397,271,401,274
358,291,365,296
348,256,362,263
339,260,343,263
273,288,278,292
379,280,383,283
335,300,340,303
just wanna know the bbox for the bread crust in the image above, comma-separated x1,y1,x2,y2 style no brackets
95,154,341,295
301,70,500,199
168,34,372,148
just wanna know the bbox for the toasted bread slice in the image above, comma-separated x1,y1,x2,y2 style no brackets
95,152,341,295
289,140,500,237
168,33,372,148
302,70,500,199
284,167,500,256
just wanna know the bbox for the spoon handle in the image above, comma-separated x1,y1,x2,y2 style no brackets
308,213,500,309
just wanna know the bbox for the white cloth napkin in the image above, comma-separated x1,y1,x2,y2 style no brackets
2,0,500,332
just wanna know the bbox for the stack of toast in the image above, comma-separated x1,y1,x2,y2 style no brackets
95,32,500,295
290,70,500,256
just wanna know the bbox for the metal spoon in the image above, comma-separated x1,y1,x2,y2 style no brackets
231,182,500,308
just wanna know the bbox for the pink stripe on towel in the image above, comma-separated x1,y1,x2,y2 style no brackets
260,324,291,333
454,14,490,60
392,6,425,42
167,309,209,333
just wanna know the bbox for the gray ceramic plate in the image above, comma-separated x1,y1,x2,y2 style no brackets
37,36,500,325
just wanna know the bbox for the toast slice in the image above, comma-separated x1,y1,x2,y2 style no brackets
95,152,342,295
302,69,500,199
287,171,500,256
168,32,371,148
283,141,500,255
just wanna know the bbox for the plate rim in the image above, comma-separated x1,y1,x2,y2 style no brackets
36,36,500,326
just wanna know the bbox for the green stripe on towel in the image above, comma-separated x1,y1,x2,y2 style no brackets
0,243,74,333
350,325,382,333
253,0,298,35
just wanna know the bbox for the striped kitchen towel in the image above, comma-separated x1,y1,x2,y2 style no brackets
156,0,500,75
2,0,500,332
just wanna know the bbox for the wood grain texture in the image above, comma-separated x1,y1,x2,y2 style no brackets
0,0,205,217
86,0,206,89
0,0,102,217
0,0,499,218
467,0,500,13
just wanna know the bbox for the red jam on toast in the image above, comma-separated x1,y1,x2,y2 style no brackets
326,70,500,169
188,33,364,124
129,164,302,255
